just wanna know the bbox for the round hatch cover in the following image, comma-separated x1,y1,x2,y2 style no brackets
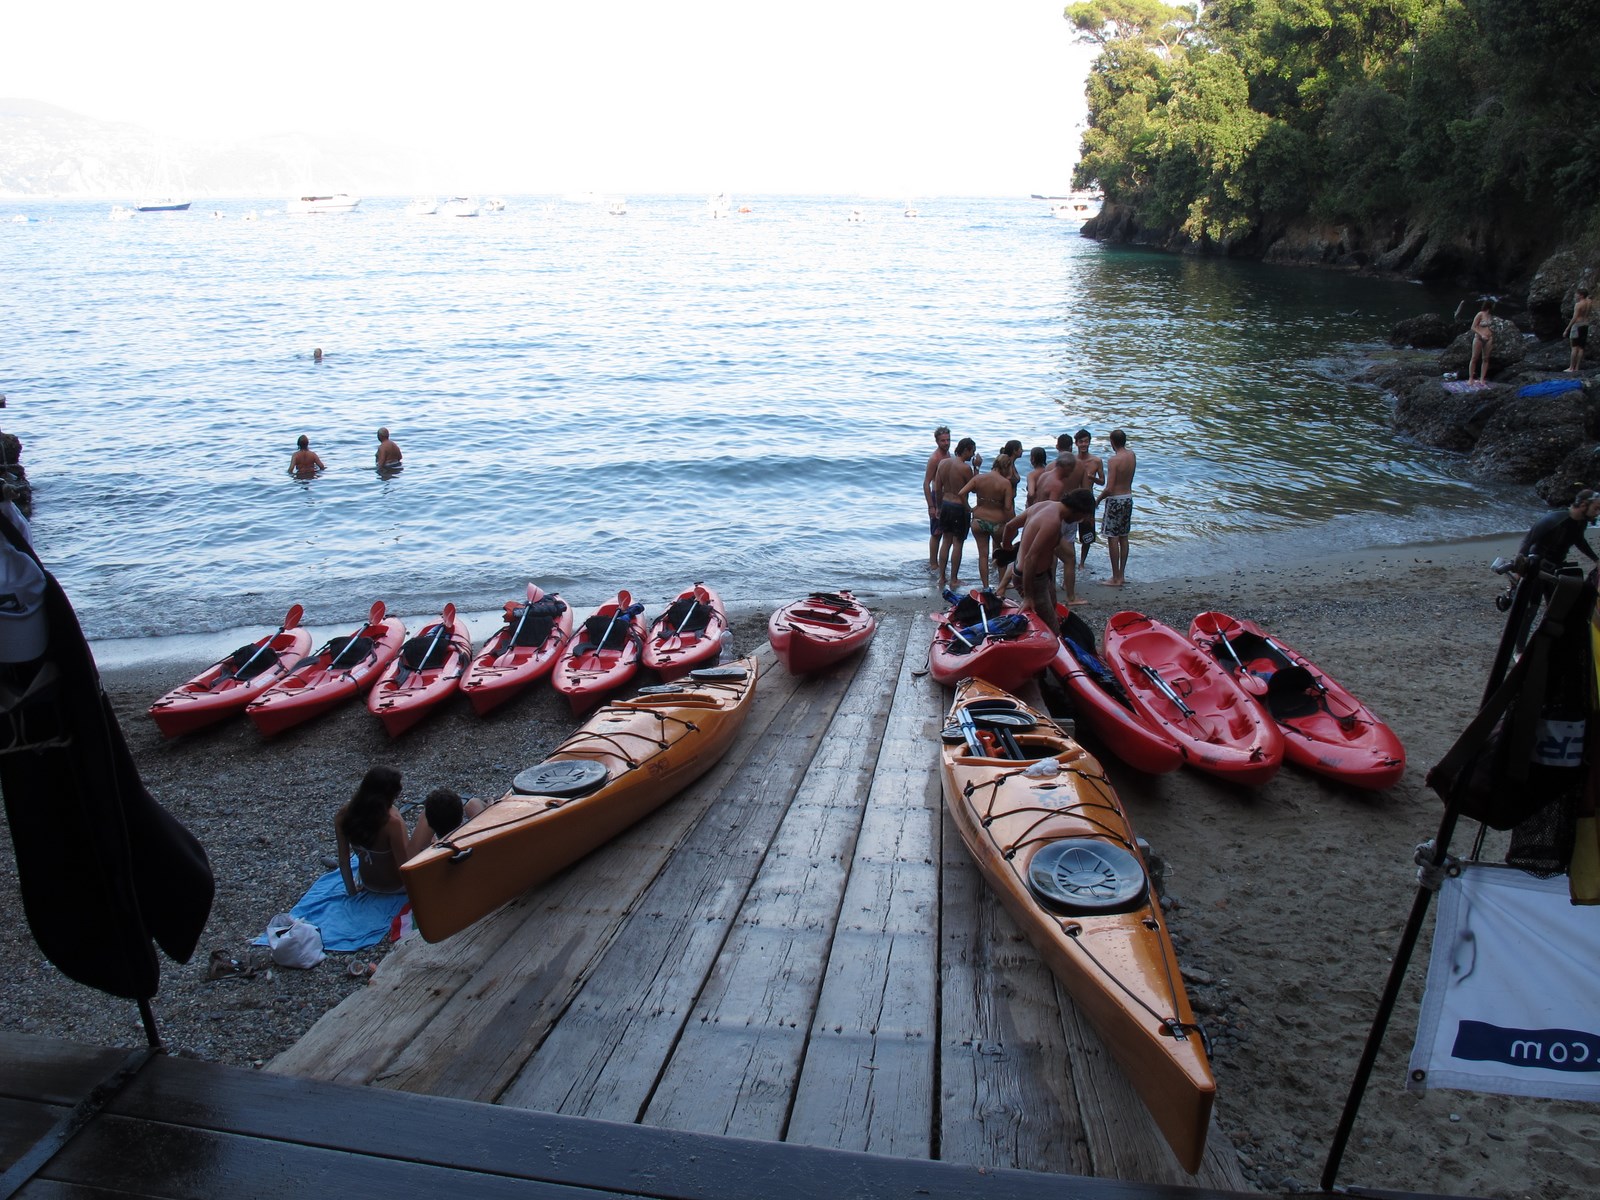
689,665,748,680
1027,839,1146,912
636,684,687,695
513,758,609,797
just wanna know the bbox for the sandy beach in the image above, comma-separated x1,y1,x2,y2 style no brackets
3,535,1597,1199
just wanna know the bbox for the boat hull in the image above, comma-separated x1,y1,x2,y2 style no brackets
1188,611,1405,789
767,591,876,675
148,627,312,737
458,588,571,715
939,678,1214,1173
551,596,647,712
929,595,1058,693
1103,612,1283,786
366,614,472,737
245,614,405,736
642,585,727,682
403,658,760,941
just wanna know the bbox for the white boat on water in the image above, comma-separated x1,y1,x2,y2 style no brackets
287,194,360,215
1049,191,1104,225
406,197,438,216
136,198,191,212
607,198,627,216
439,196,480,217
483,197,506,212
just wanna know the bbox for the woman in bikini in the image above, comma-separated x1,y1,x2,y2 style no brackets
334,766,412,896
955,452,1016,591
1469,299,1494,384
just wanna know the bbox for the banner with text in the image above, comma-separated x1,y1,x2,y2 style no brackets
1410,864,1600,1101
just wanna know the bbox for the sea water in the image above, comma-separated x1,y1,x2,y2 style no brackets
4,194,1525,645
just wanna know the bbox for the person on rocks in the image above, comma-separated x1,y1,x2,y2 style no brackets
1469,300,1495,385
1567,289,1592,374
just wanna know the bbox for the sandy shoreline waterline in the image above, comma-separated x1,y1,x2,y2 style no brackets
6,530,1595,1198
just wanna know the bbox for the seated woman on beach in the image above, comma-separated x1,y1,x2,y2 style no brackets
407,786,488,854
334,766,413,896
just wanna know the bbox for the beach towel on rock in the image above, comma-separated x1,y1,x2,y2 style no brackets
254,864,409,953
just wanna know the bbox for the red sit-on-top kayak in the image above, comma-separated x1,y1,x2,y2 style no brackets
642,582,727,682
1048,605,1184,775
148,605,312,737
459,584,571,715
551,591,647,713
245,601,406,737
367,604,472,737
1102,611,1283,787
767,590,877,675
1188,611,1405,790
928,589,1058,694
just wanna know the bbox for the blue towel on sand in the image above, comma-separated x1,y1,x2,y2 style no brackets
254,863,409,952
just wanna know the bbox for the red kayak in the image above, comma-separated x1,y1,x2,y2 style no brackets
551,591,647,713
148,605,312,737
768,590,877,675
1102,611,1284,787
1189,611,1405,790
367,604,473,737
459,584,572,715
642,582,727,682
1048,606,1184,775
246,601,406,737
928,589,1058,694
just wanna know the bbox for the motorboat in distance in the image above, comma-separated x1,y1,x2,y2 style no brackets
286,194,361,214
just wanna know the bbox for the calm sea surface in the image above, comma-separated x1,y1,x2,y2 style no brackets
5,194,1525,647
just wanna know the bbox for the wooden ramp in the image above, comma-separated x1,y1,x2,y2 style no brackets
270,613,1250,1191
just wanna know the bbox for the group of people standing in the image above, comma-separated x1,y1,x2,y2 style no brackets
921,424,1138,632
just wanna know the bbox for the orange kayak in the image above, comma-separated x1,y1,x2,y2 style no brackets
403,660,759,941
148,605,310,737
939,677,1215,1173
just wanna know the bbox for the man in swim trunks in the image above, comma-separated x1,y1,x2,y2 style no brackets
1567,289,1592,374
1073,428,1105,568
1000,489,1095,636
933,437,977,588
375,427,403,468
1469,299,1494,385
922,425,951,569
956,451,1016,590
289,434,325,479
1098,428,1136,587
1038,449,1092,605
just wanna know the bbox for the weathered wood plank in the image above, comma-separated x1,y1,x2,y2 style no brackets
938,799,1095,1176
783,651,946,1158
494,634,885,1120
640,615,911,1137
271,650,797,1090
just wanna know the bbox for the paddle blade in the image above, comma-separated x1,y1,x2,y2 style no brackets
442,602,457,627
618,590,632,609
283,603,305,630
368,600,386,625
526,581,541,602
694,583,710,604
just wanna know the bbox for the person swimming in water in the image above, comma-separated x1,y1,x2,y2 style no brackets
289,434,325,479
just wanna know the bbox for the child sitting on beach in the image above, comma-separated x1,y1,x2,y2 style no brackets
407,787,488,854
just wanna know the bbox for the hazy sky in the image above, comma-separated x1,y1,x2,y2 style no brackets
12,0,1097,194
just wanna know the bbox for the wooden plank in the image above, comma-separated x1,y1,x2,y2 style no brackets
494,634,881,1120
640,615,911,1138
783,643,946,1158
4,1036,1268,1200
271,650,798,1091
0,1095,69,1175
937,800,1095,1176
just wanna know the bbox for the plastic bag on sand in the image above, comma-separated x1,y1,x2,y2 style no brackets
265,913,325,969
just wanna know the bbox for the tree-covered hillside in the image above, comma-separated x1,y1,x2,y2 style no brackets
1066,0,1600,279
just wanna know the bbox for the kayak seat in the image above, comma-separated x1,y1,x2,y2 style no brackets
509,600,565,648
400,633,456,671
581,613,637,652
326,635,375,669
223,642,275,680
948,591,1005,627
662,597,713,635
1027,839,1147,914
1264,665,1320,720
